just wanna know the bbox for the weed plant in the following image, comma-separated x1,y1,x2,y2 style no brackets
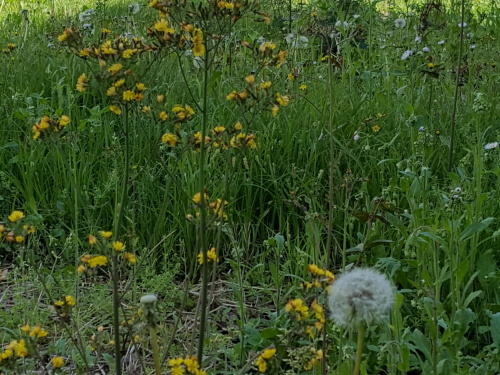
0,0,499,374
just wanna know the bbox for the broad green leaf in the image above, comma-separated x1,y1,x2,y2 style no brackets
460,218,494,241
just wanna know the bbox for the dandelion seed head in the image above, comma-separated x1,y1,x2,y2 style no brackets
394,18,406,28
128,2,140,14
140,295,157,305
469,44,476,50
458,22,467,28
328,268,394,328
415,36,422,43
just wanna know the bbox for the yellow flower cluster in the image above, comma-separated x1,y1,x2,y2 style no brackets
1,210,35,245
241,40,288,67
168,356,207,375
303,348,323,370
197,247,218,265
255,347,276,373
304,264,335,288
76,73,87,92
32,115,70,140
285,298,310,320
172,104,195,120
54,295,76,308
191,192,229,221
1,43,17,53
191,28,205,57
78,231,137,273
0,339,28,364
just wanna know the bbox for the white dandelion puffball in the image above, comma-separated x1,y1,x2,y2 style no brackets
128,2,140,14
394,18,406,28
328,268,394,328
140,294,157,305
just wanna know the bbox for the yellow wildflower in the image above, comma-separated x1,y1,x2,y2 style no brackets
88,255,108,268
123,49,135,58
77,265,87,273
30,325,48,338
8,210,24,223
245,75,255,84
124,252,137,264
65,296,76,307
106,86,117,96
58,115,70,127
372,124,381,132
112,241,125,251
76,73,87,92
136,83,147,91
123,90,135,101
114,78,126,87
52,356,64,368
162,133,178,146
197,247,218,265
108,63,123,74
110,105,122,115
20,325,31,333
159,111,168,121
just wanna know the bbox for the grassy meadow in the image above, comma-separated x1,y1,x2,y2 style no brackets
0,0,499,374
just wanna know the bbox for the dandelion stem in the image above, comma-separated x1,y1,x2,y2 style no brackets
353,324,365,375
150,327,162,375
448,0,466,171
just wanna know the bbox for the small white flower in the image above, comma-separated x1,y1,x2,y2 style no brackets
484,142,498,150
458,22,467,28
454,187,462,193
394,18,406,28
418,126,426,131
353,133,360,141
256,36,265,44
328,268,394,328
285,33,295,44
128,2,140,14
83,23,92,29
343,21,350,28
415,36,422,43
353,14,360,19
140,295,157,304
422,46,430,52
335,20,342,28
469,44,476,50
401,50,413,60
438,40,445,45
453,194,459,199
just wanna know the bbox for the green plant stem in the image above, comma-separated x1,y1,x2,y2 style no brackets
448,0,466,171
150,327,162,375
353,324,365,375
112,105,131,375
323,41,336,375
196,42,210,366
